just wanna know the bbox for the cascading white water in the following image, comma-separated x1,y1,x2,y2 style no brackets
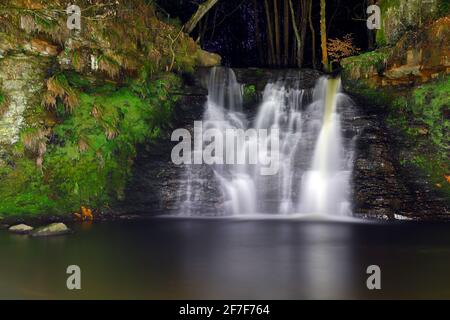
298,78,353,216
178,67,355,217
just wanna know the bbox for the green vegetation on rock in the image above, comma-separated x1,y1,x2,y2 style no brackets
243,84,257,105
341,5,449,196
387,76,450,195
0,71,181,216
0,0,218,217
0,90,7,116
377,0,449,45
341,50,389,81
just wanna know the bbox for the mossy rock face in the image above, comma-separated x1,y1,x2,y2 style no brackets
342,72,450,202
0,0,219,217
342,11,450,206
0,54,51,152
342,16,450,89
0,71,183,216
341,50,389,84
195,50,221,67
377,0,448,46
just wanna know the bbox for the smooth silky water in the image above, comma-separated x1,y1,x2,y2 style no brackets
2,68,449,299
178,67,355,218
3,219,450,299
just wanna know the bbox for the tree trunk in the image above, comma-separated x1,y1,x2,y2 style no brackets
299,0,309,67
283,0,289,66
308,0,317,69
253,0,265,64
273,0,281,65
320,0,328,71
288,0,301,67
184,0,220,34
264,0,276,65
196,11,210,43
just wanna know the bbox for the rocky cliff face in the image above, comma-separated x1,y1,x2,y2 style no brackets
342,16,449,89
342,2,450,220
352,99,449,221
117,82,211,215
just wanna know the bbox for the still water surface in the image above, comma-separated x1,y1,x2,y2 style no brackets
1,218,450,299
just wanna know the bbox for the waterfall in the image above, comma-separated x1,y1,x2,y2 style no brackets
298,78,353,216
177,67,355,217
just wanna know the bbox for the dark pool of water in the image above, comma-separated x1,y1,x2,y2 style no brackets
1,218,450,299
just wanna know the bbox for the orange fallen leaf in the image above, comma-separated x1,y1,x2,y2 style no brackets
81,206,94,221
445,175,450,184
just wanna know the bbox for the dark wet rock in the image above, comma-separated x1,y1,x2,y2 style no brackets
119,214,143,220
117,70,220,215
233,68,322,92
31,223,71,237
351,97,450,221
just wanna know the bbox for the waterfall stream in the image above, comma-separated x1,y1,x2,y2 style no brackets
177,67,356,217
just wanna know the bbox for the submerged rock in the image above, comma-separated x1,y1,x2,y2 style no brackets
9,224,34,234
31,223,70,237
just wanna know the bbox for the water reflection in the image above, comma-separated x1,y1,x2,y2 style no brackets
1,219,450,299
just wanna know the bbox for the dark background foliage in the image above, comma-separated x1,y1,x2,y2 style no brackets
155,0,370,67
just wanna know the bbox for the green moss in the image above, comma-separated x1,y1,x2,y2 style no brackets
343,48,449,197
0,0,213,217
0,90,7,116
376,0,448,46
0,158,56,215
376,24,387,47
438,0,450,16
243,84,257,105
387,76,450,195
341,50,389,76
341,50,392,107
0,72,181,216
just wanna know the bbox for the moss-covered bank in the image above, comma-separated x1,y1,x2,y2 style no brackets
0,72,181,216
0,0,220,218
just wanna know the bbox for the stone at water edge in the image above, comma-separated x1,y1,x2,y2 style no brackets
31,223,71,237
8,224,34,234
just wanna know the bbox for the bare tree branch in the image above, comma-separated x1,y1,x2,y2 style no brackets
184,0,220,34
